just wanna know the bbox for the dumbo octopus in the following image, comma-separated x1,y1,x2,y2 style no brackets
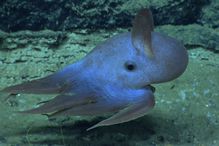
1,9,188,130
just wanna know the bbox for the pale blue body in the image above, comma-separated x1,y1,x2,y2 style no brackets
2,9,188,130
43,31,187,116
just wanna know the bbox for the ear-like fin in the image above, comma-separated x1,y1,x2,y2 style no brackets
131,8,154,58
87,91,155,131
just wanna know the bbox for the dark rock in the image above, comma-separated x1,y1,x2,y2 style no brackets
199,0,219,28
0,0,213,32
0,135,7,143
151,0,210,26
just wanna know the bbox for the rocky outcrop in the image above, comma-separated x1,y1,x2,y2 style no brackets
0,0,215,32
0,0,218,51
0,24,218,59
156,25,219,51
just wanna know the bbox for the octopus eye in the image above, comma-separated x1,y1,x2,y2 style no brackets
124,61,136,71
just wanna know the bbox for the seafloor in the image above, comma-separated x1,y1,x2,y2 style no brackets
0,28,218,146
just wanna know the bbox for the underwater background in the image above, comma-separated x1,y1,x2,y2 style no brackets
0,0,218,145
